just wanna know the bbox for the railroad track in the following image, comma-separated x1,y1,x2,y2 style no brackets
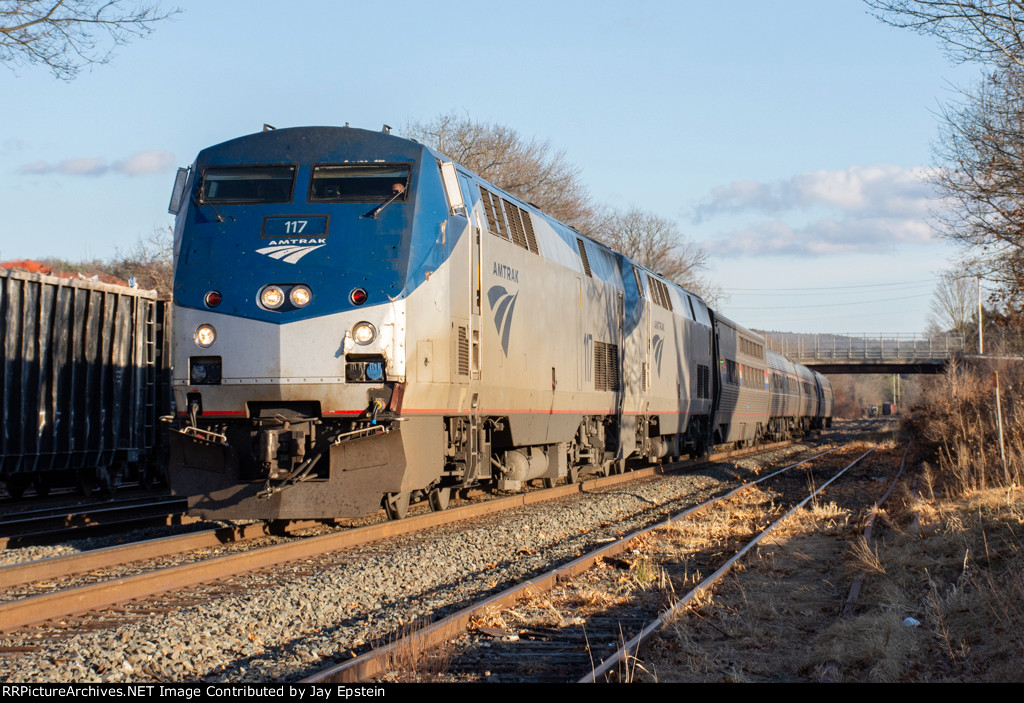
304,442,908,683
0,427,895,682
0,495,192,549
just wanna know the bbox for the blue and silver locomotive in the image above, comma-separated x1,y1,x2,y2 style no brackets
167,126,831,520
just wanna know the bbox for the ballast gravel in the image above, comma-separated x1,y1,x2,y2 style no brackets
0,443,824,683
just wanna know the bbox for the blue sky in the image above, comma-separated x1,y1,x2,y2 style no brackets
0,1,980,334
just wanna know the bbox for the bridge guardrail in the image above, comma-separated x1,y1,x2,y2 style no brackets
763,333,966,361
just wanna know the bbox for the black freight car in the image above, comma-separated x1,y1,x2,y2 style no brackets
0,267,170,498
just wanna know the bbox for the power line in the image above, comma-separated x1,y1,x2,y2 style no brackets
727,282,934,297
723,278,936,293
725,292,932,310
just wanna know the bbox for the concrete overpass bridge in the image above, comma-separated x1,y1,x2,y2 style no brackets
762,333,967,374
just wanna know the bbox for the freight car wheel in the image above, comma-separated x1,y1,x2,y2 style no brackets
96,465,119,495
140,464,167,491
33,479,50,498
428,487,450,512
383,491,410,520
5,476,30,500
78,469,97,498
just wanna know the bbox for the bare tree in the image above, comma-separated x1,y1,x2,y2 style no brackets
928,67,1024,314
866,1,1024,66
590,206,719,301
867,1,1024,316
1,0,179,80
402,113,592,228
107,226,173,297
404,113,724,303
927,270,978,335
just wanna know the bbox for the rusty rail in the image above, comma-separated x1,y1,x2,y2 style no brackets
0,439,798,635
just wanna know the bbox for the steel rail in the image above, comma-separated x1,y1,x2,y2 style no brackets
840,443,911,617
581,446,877,682
0,497,187,531
0,438,797,591
0,438,808,634
0,519,329,589
302,445,846,683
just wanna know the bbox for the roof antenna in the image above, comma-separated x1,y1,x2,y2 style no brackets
263,123,276,131
382,124,391,134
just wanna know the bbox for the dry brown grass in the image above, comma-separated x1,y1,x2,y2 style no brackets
911,358,1024,494
379,617,454,682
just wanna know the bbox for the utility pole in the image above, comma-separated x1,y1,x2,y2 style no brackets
978,276,984,354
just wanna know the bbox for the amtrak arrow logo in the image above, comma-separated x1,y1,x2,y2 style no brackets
255,243,326,264
653,334,665,376
488,285,518,357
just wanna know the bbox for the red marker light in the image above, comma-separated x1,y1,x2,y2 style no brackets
205,291,222,307
350,288,368,305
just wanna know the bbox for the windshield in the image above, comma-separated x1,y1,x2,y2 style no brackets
200,165,296,204
309,164,411,202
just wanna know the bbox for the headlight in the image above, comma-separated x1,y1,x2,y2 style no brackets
260,285,285,309
290,285,312,307
353,322,376,345
195,324,216,348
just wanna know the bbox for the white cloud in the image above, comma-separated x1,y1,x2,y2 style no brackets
114,150,175,175
695,164,936,222
58,158,108,176
704,216,935,258
696,164,944,258
18,150,175,177
19,161,51,175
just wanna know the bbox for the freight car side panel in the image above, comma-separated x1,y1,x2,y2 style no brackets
0,269,160,482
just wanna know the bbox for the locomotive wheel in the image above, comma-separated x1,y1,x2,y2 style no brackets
383,491,410,520
428,487,450,512
693,441,704,459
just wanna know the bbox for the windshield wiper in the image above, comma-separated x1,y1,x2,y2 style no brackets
362,183,406,219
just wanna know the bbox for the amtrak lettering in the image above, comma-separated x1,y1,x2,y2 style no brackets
265,238,327,246
492,262,519,283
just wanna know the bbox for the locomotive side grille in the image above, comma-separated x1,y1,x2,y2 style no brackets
577,239,593,277
594,341,619,392
502,198,529,250
646,275,673,311
695,364,710,399
457,326,470,377
480,188,506,239
642,362,649,391
659,279,673,311
521,210,538,253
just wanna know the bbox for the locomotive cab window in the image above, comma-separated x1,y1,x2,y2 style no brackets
310,164,411,202
200,165,296,204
